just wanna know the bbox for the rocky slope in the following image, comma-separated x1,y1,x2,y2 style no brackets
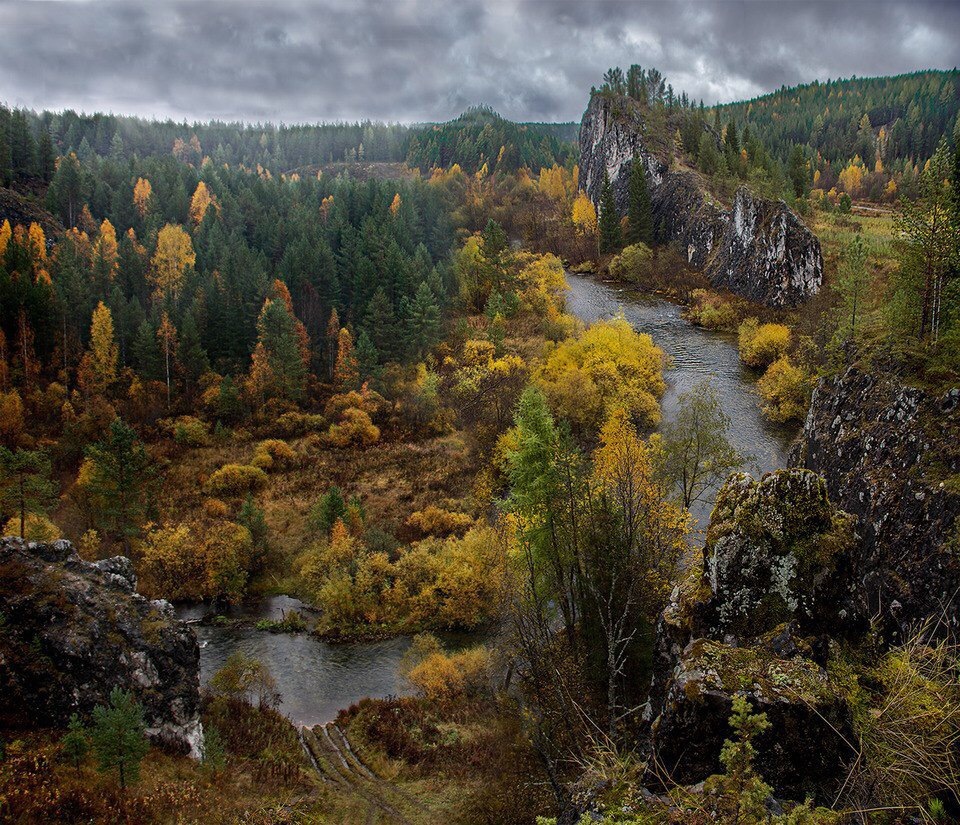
791,368,960,639
644,470,861,797
578,93,822,307
0,536,203,756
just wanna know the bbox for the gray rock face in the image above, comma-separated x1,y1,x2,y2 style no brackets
644,470,859,798
578,93,823,307
791,368,960,638
0,536,203,757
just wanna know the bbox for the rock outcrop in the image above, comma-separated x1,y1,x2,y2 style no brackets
791,368,960,638
578,93,822,307
0,536,203,757
645,470,860,798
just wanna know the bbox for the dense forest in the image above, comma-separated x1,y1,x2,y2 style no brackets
3,48,960,825
0,104,578,187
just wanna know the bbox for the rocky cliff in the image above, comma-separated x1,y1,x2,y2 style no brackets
0,536,203,756
644,470,860,797
791,368,960,638
578,93,822,307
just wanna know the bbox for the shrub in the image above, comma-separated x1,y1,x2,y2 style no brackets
738,318,791,368
251,438,297,471
324,388,386,420
203,497,230,518
405,644,493,705
3,512,60,542
609,242,654,284
757,356,810,423
536,316,665,434
406,506,474,538
204,463,268,496
324,407,381,448
210,652,279,708
171,416,210,447
273,411,326,437
685,289,738,331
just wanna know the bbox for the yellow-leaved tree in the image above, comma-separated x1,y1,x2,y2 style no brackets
92,219,119,284
79,301,118,396
150,224,195,300
133,177,153,217
572,191,598,235
536,316,665,433
589,406,688,737
189,181,218,226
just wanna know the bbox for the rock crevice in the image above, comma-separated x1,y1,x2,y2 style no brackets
578,93,823,307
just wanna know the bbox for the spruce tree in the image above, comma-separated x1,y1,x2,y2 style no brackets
84,419,154,552
90,688,149,789
0,447,57,539
405,281,442,359
362,287,398,361
626,157,654,246
598,170,622,254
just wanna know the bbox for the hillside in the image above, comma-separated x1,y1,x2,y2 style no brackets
405,105,577,173
718,70,960,194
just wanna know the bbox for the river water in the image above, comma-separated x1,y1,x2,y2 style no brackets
182,272,797,726
564,271,796,527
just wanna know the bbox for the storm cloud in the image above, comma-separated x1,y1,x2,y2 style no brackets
1,0,958,124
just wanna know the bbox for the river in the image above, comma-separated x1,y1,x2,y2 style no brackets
182,272,797,726
564,271,796,527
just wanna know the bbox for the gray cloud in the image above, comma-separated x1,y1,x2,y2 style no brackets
0,0,957,124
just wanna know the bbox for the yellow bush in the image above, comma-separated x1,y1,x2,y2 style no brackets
273,411,326,437
325,407,381,448
738,319,792,368
204,463,269,496
536,316,665,433
3,513,60,542
252,438,297,471
757,356,810,423
609,243,654,284
406,645,493,704
138,520,254,602
203,498,230,518
685,289,738,331
406,506,474,538
171,415,210,447
324,388,386,420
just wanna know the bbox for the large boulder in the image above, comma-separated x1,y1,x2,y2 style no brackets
578,93,822,307
644,470,861,798
791,368,960,639
0,536,203,756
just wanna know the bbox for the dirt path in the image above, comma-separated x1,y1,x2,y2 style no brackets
299,722,432,824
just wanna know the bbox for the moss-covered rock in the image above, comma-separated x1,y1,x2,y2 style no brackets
701,469,861,640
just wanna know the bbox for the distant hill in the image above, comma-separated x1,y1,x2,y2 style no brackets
717,70,960,169
405,105,577,174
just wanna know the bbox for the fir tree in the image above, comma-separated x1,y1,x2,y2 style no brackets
90,688,149,789
84,419,154,552
598,170,622,254
0,447,57,539
626,157,654,246
405,281,441,359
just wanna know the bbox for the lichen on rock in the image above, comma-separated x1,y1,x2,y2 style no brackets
0,536,203,757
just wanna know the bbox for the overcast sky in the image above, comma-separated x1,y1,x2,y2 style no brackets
1,0,958,125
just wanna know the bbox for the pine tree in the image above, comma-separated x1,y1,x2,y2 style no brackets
90,688,149,789
626,157,653,246
598,170,622,254
363,287,398,361
177,314,209,396
251,298,308,402
132,319,162,381
788,145,807,198
0,447,57,539
61,714,89,773
405,281,441,359
84,418,153,552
